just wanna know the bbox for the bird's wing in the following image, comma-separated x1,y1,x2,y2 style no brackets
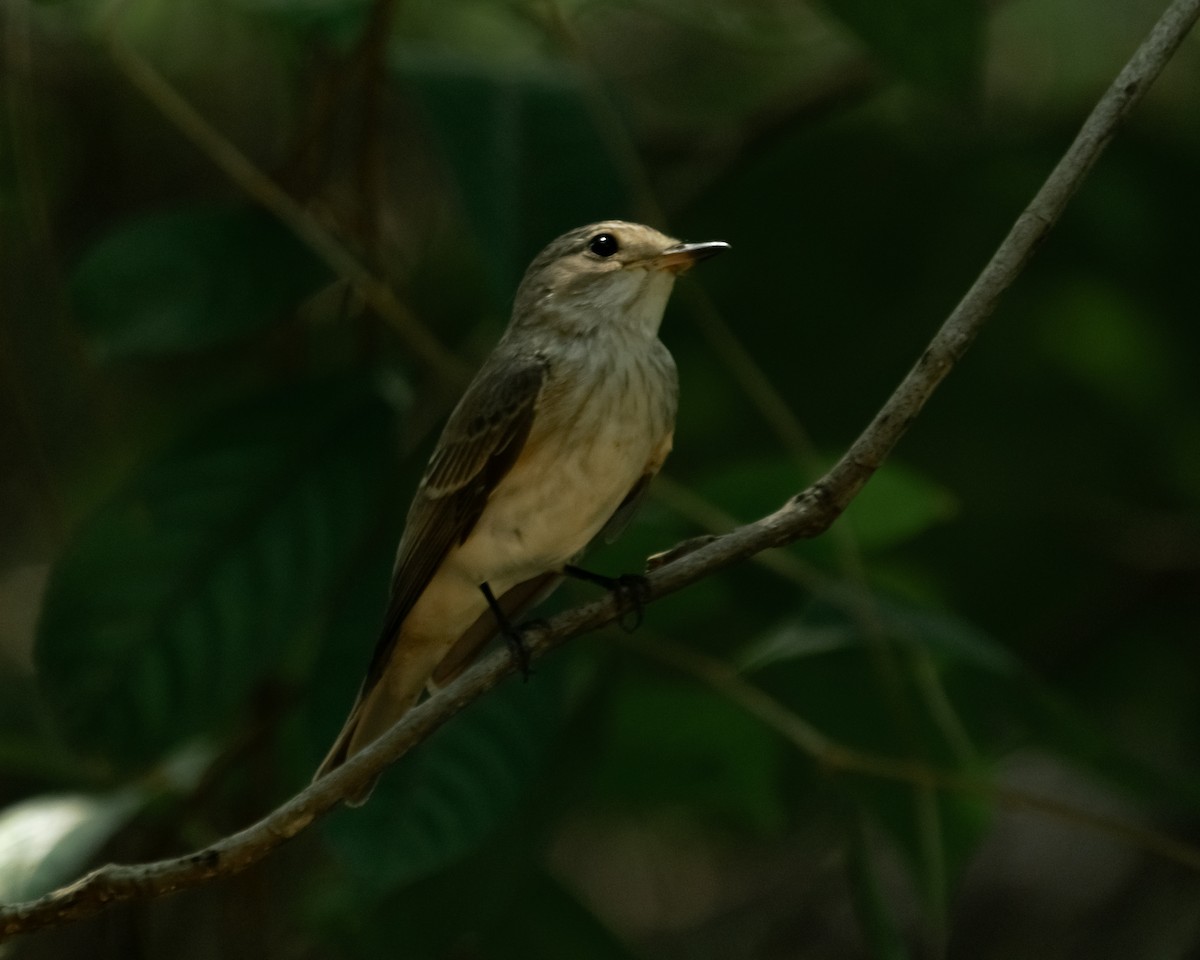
361,352,549,690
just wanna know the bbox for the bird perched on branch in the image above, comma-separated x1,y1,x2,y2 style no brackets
315,220,729,804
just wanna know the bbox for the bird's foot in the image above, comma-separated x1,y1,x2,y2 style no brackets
480,582,536,681
562,564,650,632
502,626,536,682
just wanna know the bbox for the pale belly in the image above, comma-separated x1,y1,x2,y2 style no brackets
455,408,659,586
401,396,667,658
395,338,676,681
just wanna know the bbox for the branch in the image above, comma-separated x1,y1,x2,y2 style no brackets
4,0,1198,940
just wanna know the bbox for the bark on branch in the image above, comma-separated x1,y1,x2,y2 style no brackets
3,0,1198,939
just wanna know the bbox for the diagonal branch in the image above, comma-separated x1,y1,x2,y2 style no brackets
4,0,1198,940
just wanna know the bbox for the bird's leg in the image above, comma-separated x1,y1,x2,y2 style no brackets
479,582,534,681
562,564,650,632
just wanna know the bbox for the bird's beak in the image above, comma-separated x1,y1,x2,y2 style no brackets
650,240,731,274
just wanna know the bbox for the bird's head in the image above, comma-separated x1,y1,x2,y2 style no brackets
512,221,729,337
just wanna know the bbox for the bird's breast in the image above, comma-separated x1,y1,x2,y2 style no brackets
453,340,677,588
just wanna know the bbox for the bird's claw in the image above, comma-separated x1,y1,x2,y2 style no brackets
481,581,539,682
562,564,649,632
500,621,538,682
613,574,650,632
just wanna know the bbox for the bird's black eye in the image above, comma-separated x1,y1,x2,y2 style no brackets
588,233,620,258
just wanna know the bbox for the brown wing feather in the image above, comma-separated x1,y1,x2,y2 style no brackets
361,352,548,690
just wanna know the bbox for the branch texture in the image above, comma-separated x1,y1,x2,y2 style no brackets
4,0,1198,940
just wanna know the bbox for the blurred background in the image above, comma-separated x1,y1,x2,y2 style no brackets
3,0,1200,956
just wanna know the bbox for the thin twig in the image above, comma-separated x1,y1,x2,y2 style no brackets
104,22,471,387
351,0,400,262
3,0,1197,939
623,632,1200,873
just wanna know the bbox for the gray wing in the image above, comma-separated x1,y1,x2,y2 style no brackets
360,351,549,689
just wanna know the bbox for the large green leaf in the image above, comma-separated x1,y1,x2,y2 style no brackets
35,381,398,767
1034,276,1178,414
71,204,327,358
841,462,958,552
275,509,402,786
738,593,1017,676
322,656,572,893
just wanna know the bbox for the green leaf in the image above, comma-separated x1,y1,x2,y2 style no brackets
1034,276,1177,413
591,678,787,832
322,659,571,893
275,516,402,785
695,458,955,553
695,458,801,522
739,591,1016,676
35,381,398,767
820,0,985,96
0,790,145,902
841,462,957,552
71,204,327,358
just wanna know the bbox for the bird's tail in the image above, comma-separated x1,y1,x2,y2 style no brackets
313,571,563,806
312,675,423,807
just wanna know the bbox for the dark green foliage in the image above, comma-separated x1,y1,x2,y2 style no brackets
591,679,788,832
71,205,328,358
3,0,1199,957
821,0,986,95
323,656,573,893
401,59,631,298
36,382,397,766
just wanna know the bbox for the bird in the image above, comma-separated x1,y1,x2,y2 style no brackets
315,220,729,804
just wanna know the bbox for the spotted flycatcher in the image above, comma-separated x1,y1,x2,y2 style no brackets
315,221,729,803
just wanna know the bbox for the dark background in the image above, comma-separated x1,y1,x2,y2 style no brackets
2,0,1200,956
